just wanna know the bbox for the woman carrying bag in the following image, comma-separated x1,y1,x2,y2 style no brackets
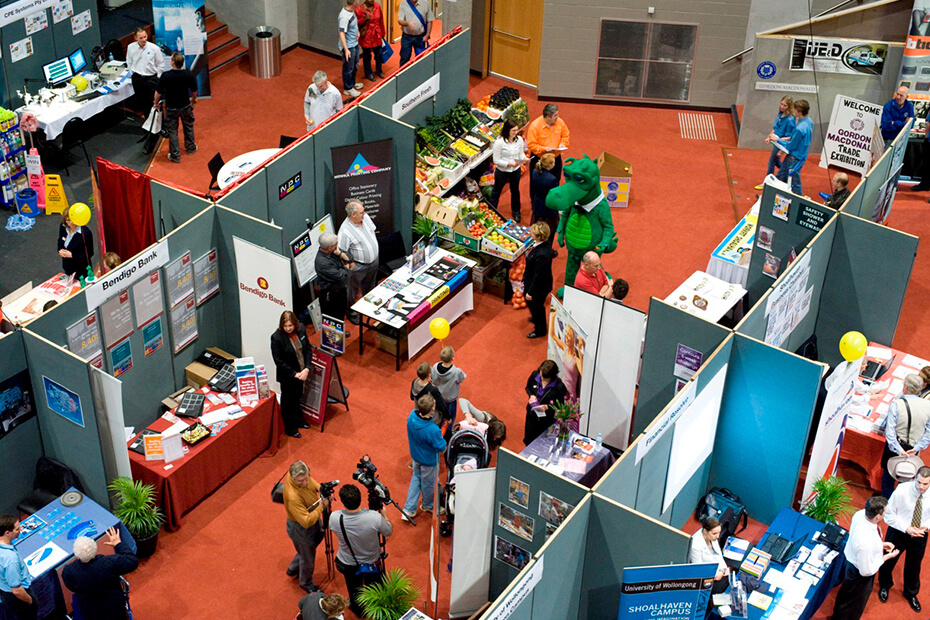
356,0,386,81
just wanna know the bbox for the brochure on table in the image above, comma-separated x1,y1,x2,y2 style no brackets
351,248,476,329
664,271,746,323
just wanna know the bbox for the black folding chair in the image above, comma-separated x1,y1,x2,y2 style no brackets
279,135,298,149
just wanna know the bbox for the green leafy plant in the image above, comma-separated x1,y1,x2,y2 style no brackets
802,476,854,524
412,214,436,239
108,477,164,539
357,568,421,620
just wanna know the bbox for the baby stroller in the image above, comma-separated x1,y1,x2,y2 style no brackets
439,426,490,536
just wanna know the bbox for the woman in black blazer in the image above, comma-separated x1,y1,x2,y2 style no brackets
523,359,569,445
530,153,560,245
523,222,557,339
57,207,94,277
270,310,312,438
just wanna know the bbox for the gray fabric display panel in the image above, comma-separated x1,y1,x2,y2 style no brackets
816,213,918,367
593,441,641,509
50,0,100,75
313,107,360,222
431,29,471,115
22,331,109,504
393,52,436,127
361,79,396,117
358,106,416,246
215,205,285,356
843,151,893,221
579,495,690,620
489,449,588,600
151,180,212,236
0,331,43,515
219,167,270,223
265,135,316,253
635,298,729,437
746,185,836,305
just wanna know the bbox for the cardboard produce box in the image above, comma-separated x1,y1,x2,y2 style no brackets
597,151,632,208
185,347,236,388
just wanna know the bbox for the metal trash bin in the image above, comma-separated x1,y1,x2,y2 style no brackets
248,26,281,78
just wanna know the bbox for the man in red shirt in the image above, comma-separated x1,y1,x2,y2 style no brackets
573,251,612,297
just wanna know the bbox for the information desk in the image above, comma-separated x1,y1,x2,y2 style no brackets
519,425,616,488
19,69,134,141
717,508,844,620
841,343,930,491
128,390,282,530
2,274,81,324
217,148,280,189
352,248,476,370
664,271,746,324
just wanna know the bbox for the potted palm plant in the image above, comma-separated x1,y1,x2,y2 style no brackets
358,568,421,620
802,475,854,524
108,477,164,558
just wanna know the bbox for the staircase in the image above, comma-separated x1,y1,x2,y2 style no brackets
205,10,249,77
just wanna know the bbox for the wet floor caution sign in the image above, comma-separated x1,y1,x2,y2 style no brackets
44,175,68,215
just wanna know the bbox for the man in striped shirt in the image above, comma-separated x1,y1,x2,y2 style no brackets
338,200,379,324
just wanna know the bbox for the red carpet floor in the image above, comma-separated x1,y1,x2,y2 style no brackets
122,43,930,620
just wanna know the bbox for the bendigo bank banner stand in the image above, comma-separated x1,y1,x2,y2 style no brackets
618,564,716,620
331,139,394,232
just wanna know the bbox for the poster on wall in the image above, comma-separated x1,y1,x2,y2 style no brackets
547,297,586,402
52,1,73,23
24,11,48,35
99,290,134,348
132,271,165,328
165,252,195,308
152,0,211,97
331,139,394,232
193,248,220,305
896,1,930,101
42,376,83,428
619,564,717,620
871,166,901,224
290,215,336,286
142,318,164,357
817,95,882,176
70,8,90,35
802,359,857,503
170,294,198,353
9,37,33,63
66,312,103,368
108,338,133,378
790,37,889,76
0,371,36,439
764,250,812,348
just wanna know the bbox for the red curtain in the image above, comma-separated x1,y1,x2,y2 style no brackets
96,157,157,262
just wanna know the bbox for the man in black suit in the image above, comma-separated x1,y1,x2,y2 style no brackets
62,527,138,619
523,222,557,339
314,233,354,337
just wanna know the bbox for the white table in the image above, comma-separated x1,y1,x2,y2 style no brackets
217,148,280,189
18,70,135,140
664,271,746,323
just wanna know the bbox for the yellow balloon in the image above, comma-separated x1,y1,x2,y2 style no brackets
69,203,91,227
839,330,867,362
429,317,450,340
70,75,88,92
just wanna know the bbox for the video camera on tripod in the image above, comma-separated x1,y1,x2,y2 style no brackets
353,455,404,516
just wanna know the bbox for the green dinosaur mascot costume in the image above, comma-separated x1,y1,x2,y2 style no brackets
545,155,618,293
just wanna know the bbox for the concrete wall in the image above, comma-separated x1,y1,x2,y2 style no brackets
298,0,343,55
208,0,298,49
537,0,750,108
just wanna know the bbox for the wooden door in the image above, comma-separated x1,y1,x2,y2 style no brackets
488,0,543,87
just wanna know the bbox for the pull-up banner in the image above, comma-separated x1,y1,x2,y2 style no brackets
331,139,394,233
152,0,211,97
896,0,930,99
619,564,717,620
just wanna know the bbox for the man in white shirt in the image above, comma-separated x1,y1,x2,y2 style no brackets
831,496,898,620
338,200,379,324
397,0,433,65
304,71,343,132
878,466,930,612
125,27,166,115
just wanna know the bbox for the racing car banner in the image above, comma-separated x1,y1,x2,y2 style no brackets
790,37,889,76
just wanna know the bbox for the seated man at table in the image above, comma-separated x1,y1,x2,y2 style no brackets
824,172,850,209
832,496,897,620
62,528,138,619
878,466,930,612
882,374,930,498
573,251,612,298
0,515,37,620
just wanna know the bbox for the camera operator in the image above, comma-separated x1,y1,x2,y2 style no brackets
284,460,330,593
328,484,393,617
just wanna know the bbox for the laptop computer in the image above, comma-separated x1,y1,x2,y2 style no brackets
861,354,895,383
760,533,806,564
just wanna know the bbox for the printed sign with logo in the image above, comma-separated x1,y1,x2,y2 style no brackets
818,95,882,175
331,139,394,232
791,37,889,76
898,3,930,101
279,171,302,200
756,61,776,79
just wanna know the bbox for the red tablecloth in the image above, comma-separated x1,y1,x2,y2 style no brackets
840,344,930,491
128,392,282,530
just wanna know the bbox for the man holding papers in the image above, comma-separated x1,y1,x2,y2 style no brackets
878,466,930,612
527,104,570,180
832,496,897,620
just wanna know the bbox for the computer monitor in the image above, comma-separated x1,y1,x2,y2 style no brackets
42,57,73,87
68,48,86,74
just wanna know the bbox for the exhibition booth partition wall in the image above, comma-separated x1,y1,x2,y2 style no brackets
838,119,911,223
0,202,286,515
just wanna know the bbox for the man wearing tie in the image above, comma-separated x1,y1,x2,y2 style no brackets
878,466,930,612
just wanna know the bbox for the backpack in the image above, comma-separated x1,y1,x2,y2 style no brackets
695,487,748,547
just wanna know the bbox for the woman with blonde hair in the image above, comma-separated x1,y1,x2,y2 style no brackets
530,153,560,244
756,95,795,190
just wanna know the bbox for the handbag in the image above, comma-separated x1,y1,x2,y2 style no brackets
381,38,394,64
271,471,287,503
339,514,381,576
144,106,162,134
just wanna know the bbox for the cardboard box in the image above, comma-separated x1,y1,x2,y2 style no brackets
426,200,458,228
185,347,236,389
597,151,633,208
162,386,195,412
485,271,507,298
472,257,502,291
376,332,408,357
